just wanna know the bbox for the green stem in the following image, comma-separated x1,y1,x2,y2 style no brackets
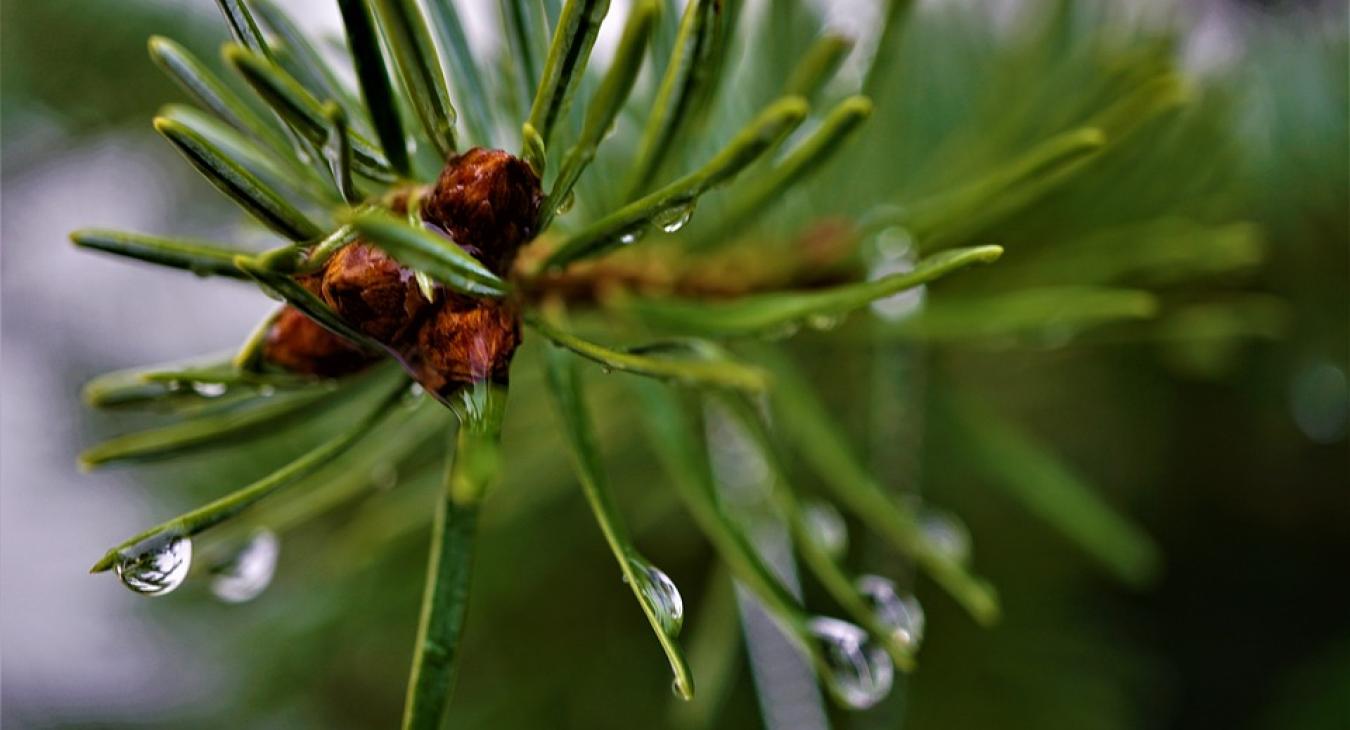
526,315,769,392
703,95,873,247
89,375,408,572
784,33,854,102
540,0,659,229
79,386,333,468
616,245,1003,337
526,0,612,163
374,0,459,158
631,380,809,638
337,0,410,174
70,229,250,279
542,345,695,699
402,381,508,729
233,307,286,372
544,96,809,270
401,437,481,730
626,0,722,197
147,36,289,155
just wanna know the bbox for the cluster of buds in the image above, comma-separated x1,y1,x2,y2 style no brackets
264,148,541,399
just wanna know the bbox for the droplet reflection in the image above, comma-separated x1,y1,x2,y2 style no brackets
807,616,894,709
115,533,192,596
653,201,696,233
626,555,684,637
210,529,281,604
918,507,972,565
855,574,925,650
802,500,849,560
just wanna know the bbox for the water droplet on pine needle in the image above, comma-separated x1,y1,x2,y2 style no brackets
802,500,849,559
191,382,227,398
115,533,192,597
855,575,925,650
556,190,575,214
626,555,684,637
210,529,280,604
918,508,972,565
618,226,647,246
807,616,894,709
806,313,845,331
653,201,696,233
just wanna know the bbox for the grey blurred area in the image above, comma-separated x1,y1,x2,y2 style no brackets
1,1,269,725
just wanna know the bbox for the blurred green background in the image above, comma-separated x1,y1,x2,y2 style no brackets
1,1,1346,728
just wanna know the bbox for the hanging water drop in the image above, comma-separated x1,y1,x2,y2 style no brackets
807,616,894,710
919,508,972,565
653,201,696,233
802,500,848,560
114,533,192,596
626,555,684,637
556,189,575,214
191,381,227,398
210,529,280,604
806,312,846,331
855,575,925,650
617,226,647,246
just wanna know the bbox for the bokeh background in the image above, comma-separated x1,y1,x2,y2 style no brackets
1,0,1346,728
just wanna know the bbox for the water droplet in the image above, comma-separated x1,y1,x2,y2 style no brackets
855,575,925,650
918,508,971,565
617,226,647,246
868,254,926,322
256,385,277,398
873,227,915,261
807,616,894,710
210,529,280,604
626,555,684,637
653,201,696,233
404,381,426,406
191,381,227,398
806,312,845,331
115,533,192,596
802,500,848,560
556,190,575,214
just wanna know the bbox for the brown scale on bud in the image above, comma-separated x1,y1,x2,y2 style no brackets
414,296,521,394
421,147,542,275
263,307,372,377
320,243,430,343
263,148,541,398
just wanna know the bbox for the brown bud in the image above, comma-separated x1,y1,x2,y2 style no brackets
263,151,537,389
320,242,429,344
415,296,520,396
263,307,373,377
421,147,542,275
